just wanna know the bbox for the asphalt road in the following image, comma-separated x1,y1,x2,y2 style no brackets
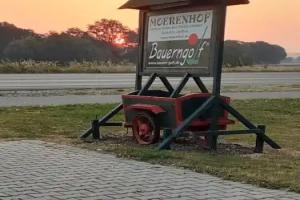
0,72,299,107
1,91,300,107
0,72,300,90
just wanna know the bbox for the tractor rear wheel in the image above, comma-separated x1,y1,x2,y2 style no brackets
132,111,160,145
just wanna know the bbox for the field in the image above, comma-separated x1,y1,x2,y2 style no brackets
0,99,299,192
0,60,136,73
223,65,300,72
0,60,299,73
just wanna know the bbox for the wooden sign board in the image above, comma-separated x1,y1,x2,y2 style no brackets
141,6,220,76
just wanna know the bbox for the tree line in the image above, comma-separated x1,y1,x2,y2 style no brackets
281,56,300,64
0,20,287,66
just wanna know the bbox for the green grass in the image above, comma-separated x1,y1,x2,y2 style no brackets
0,99,299,192
0,104,123,139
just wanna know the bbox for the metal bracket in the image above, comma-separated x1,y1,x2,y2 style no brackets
170,73,191,98
138,73,157,95
220,101,281,150
193,77,209,93
159,76,174,93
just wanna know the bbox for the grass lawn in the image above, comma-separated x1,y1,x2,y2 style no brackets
0,99,299,192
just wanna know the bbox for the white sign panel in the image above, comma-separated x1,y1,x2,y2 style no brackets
148,10,213,42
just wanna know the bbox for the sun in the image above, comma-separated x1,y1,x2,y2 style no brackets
114,37,125,45
114,34,127,46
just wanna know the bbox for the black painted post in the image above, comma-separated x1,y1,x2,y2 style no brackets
135,73,142,91
92,119,100,140
135,11,146,91
254,125,265,153
208,99,219,151
162,129,172,150
208,1,227,150
212,1,227,96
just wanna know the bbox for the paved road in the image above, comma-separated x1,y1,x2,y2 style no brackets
1,92,300,107
1,140,299,200
0,72,300,90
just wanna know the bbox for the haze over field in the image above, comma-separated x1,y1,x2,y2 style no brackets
0,0,299,53
288,53,300,58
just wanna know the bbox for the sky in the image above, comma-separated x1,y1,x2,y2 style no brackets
0,0,299,53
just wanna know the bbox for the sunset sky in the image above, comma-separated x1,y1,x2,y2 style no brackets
0,0,299,53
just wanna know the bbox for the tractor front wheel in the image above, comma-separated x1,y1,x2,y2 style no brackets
132,111,160,145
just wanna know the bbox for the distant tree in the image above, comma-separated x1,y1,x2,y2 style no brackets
4,33,115,63
0,21,288,66
121,47,138,63
281,57,294,64
223,40,287,67
126,30,138,47
87,19,130,46
250,41,287,64
224,40,254,67
64,27,87,38
3,36,42,60
0,22,35,58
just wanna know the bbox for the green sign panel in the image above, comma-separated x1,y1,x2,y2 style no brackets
143,8,216,76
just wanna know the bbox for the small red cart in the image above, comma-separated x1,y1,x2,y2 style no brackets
122,91,234,145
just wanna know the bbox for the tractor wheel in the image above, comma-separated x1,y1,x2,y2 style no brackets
132,111,160,145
